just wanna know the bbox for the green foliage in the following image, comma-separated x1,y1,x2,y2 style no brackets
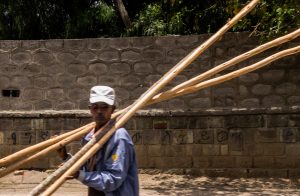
0,0,298,40
229,0,300,41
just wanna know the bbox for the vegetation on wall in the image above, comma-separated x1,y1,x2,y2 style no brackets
0,0,298,40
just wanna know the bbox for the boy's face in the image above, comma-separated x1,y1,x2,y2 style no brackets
89,102,115,126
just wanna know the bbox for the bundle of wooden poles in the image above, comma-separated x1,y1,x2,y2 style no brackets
0,0,299,195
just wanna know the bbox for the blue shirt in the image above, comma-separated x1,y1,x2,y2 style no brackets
77,127,139,196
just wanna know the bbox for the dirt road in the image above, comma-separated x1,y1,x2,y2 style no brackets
0,170,300,195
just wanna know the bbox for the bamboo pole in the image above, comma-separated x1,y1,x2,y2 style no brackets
42,44,300,196
0,122,94,167
32,1,260,195
0,123,95,178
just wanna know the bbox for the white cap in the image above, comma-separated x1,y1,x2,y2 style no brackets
89,86,115,105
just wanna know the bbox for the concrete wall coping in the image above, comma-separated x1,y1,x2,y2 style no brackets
0,106,299,118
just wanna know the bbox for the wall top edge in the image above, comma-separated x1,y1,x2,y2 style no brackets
0,106,299,118
0,31,252,42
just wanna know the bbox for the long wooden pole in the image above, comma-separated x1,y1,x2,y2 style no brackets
42,44,300,196
0,122,94,167
33,1,260,195
0,123,95,178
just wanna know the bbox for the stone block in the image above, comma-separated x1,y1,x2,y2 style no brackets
193,129,214,144
134,145,148,157
290,114,300,127
77,76,97,86
130,130,143,145
34,76,55,89
148,145,164,156
193,157,210,168
88,62,108,74
167,49,187,61
134,62,153,75
87,38,109,50
251,84,272,95
34,100,53,110
23,89,44,100
56,74,76,87
169,117,188,129
36,130,51,143
280,127,297,142
13,119,32,131
109,38,130,49
119,76,141,91
22,40,40,49
62,119,80,130
239,73,259,83
11,76,32,88
76,52,97,63
0,52,10,65
68,88,88,100
0,119,13,131
215,129,229,144
275,83,296,95
0,144,11,157
226,115,264,128
31,119,44,130
46,88,65,101
262,95,285,107
288,169,300,178
188,117,208,129
274,157,295,168
229,129,243,151
243,128,255,144
286,144,300,156
220,145,228,155
202,144,219,155
18,131,36,145
255,128,279,143
11,51,31,64
164,145,187,157
266,115,289,127
110,62,131,75
268,169,288,178
288,96,300,105
143,49,164,62
161,130,173,145
121,50,141,62
263,143,284,155
136,117,153,130
211,156,235,168
56,52,76,64
45,40,63,50
240,98,260,107
172,130,193,144
64,39,86,50
67,63,87,75
136,156,151,168
55,102,75,110
33,51,55,65
22,63,42,76
253,157,274,168
262,69,285,82
207,117,224,128
142,130,161,145
235,156,252,168
247,169,268,177
44,118,63,130
189,98,211,108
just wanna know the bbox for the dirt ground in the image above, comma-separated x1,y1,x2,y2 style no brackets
0,170,300,195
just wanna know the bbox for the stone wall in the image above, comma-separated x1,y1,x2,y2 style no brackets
0,32,299,110
0,33,300,176
0,107,300,177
